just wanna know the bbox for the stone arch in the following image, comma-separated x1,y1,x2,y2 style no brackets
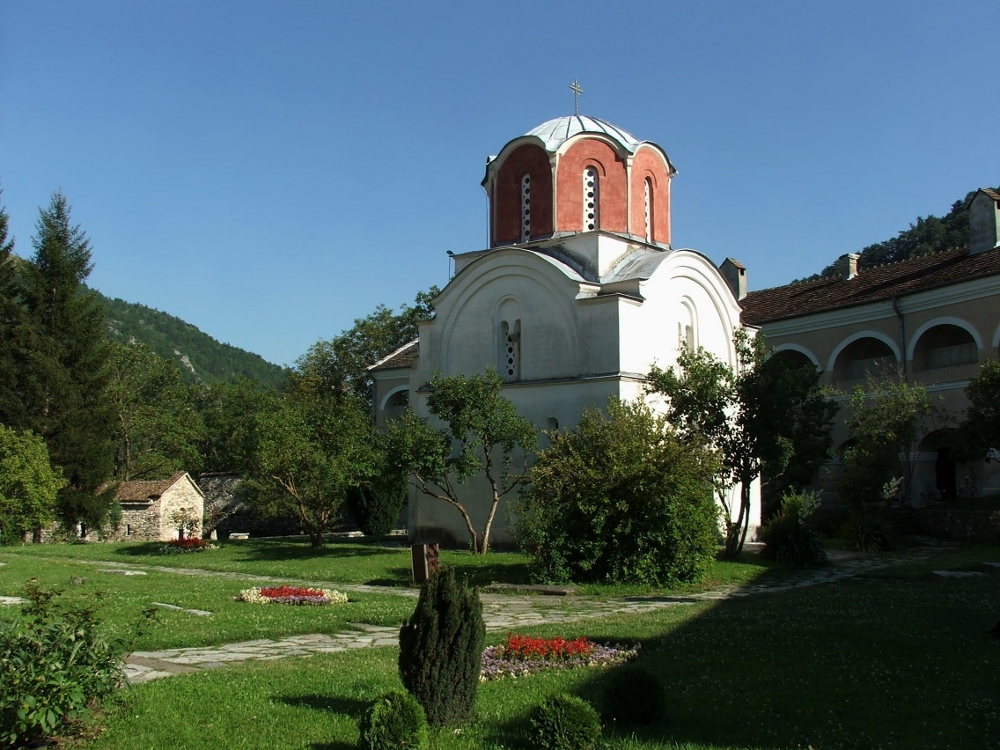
827,330,901,376
771,343,821,370
909,319,980,372
379,385,410,414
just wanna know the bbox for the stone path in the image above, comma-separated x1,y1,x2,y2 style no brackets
5,543,972,684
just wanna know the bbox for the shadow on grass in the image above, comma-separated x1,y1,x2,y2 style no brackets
278,695,367,750
484,557,1000,749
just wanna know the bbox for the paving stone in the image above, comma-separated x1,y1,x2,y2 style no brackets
0,596,25,605
981,562,1000,574
931,570,984,579
99,569,147,576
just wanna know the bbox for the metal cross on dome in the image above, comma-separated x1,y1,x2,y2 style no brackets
570,80,583,115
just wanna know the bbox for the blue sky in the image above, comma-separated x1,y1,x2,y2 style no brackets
2,1,998,367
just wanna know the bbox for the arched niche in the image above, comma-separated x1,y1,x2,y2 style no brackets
770,344,821,371
910,322,979,372
831,335,898,383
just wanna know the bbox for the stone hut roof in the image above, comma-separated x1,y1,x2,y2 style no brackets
741,246,1000,326
108,471,195,504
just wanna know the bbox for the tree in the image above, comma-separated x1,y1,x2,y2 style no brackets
194,377,275,474
517,398,719,585
297,288,438,404
957,358,1000,461
647,330,836,558
0,424,66,541
0,186,29,432
841,368,939,507
388,368,536,555
241,378,376,547
16,192,115,528
107,342,205,480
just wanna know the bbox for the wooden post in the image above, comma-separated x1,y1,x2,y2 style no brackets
411,543,440,583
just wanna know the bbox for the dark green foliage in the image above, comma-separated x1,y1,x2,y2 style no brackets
297,287,437,405
99,293,286,387
14,193,115,527
518,399,719,586
957,358,1000,462
398,567,485,727
529,694,601,750
347,470,407,536
759,491,828,567
359,690,428,750
0,582,123,747
602,668,665,726
848,510,896,552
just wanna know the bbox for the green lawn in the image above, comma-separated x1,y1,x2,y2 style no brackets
0,555,415,651
81,546,1000,750
6,541,999,748
1,537,781,596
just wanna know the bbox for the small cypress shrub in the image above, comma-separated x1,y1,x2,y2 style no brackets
398,567,485,727
529,694,601,750
602,667,665,726
347,471,407,537
359,690,428,750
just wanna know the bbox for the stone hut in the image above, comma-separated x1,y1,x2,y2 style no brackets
108,471,205,542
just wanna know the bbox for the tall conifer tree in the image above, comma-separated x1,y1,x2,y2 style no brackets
20,192,114,528
0,186,27,424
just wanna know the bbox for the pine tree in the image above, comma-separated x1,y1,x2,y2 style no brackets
19,192,114,528
398,567,484,727
0,185,28,426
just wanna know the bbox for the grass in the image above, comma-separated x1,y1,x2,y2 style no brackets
78,544,1000,750
2,537,534,589
6,540,999,748
0,555,415,651
1,537,783,597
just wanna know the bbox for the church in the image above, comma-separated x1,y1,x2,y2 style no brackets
371,112,758,548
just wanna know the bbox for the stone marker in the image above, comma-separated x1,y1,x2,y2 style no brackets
100,569,147,576
152,602,213,617
930,570,984,579
229,532,250,540
0,596,25,606
411,543,440,584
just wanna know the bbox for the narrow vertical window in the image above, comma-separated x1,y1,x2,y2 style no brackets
644,178,653,243
520,174,531,242
583,167,599,230
501,319,521,381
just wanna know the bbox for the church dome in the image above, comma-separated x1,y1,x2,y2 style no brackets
526,115,642,154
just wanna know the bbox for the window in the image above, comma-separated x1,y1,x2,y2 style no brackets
583,167,599,230
644,177,653,243
501,319,521,381
520,174,531,243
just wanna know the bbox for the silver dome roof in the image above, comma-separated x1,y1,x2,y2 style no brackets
525,115,642,153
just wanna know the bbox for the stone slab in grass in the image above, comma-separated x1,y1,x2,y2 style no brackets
981,562,1000,574
152,601,213,616
930,570,985,579
484,583,579,596
100,569,147,576
0,596,25,605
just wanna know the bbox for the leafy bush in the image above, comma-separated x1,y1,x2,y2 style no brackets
602,667,665,726
347,471,407,537
517,398,719,585
529,694,601,750
848,511,897,552
398,567,484,727
0,582,125,747
359,690,428,750
759,490,828,567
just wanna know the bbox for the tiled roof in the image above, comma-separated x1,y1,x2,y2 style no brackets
368,340,418,372
981,188,1000,201
741,246,1000,326
111,471,187,503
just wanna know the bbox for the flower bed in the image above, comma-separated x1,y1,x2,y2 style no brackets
480,633,639,681
158,538,218,554
237,586,348,605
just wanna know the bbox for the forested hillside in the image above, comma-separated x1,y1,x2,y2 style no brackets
97,292,287,387
806,185,1000,280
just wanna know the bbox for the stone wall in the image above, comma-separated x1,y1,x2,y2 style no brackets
913,507,1000,541
198,473,300,539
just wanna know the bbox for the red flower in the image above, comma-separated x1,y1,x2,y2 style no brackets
258,586,326,599
501,633,595,661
